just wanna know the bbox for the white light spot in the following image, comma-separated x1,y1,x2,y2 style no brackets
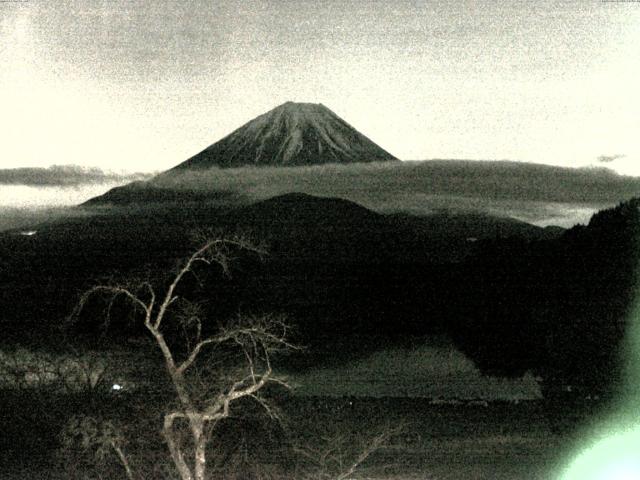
112,383,123,391
20,231,37,236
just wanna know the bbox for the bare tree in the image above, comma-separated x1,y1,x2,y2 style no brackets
60,415,135,480
69,236,296,480
293,423,404,480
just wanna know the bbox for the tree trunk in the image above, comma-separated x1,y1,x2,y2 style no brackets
193,418,207,480
163,414,194,480
110,441,135,480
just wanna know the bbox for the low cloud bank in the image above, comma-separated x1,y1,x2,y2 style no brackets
0,165,153,186
154,160,640,204
597,154,626,163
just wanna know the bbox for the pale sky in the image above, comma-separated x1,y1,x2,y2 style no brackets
1,0,639,175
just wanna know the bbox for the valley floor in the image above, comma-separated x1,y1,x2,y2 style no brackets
1,394,580,479
283,397,570,480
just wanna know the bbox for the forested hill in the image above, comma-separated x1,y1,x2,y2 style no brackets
447,198,640,400
2,193,640,403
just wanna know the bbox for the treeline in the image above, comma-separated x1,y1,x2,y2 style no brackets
448,199,640,399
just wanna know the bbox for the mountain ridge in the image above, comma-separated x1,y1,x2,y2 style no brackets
170,101,398,170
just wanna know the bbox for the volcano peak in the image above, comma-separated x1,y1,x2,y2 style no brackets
171,102,398,170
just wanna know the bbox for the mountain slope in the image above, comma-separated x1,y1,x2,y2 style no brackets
170,101,398,169
85,160,639,230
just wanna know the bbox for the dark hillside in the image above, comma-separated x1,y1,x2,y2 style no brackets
2,193,639,417
0,194,555,350
447,198,640,407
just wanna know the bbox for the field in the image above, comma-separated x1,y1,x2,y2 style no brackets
0,382,574,480
283,397,571,480
0,341,581,479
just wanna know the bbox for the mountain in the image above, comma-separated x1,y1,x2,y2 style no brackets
170,101,398,170
225,193,562,265
232,192,383,228
1,190,563,343
84,160,640,230
228,193,393,265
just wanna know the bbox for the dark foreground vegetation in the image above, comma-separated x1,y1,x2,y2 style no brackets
0,383,571,479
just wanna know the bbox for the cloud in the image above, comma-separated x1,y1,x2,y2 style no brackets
0,165,153,186
597,154,626,163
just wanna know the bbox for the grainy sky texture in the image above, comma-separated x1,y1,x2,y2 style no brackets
1,0,639,174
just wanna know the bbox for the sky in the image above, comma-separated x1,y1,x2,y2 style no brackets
1,0,639,175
